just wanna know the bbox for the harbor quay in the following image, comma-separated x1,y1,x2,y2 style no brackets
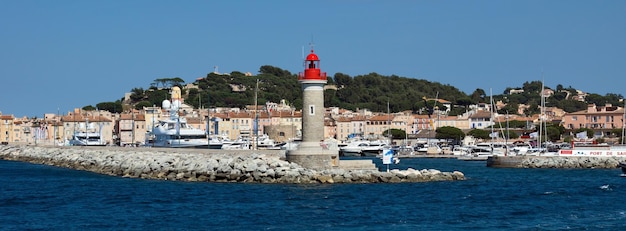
0,145,465,184
487,155,626,168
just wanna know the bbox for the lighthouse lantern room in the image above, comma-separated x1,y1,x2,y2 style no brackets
298,49,327,81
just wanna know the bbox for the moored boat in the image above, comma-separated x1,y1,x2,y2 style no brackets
148,118,212,148
339,140,369,157
147,87,215,149
361,140,389,157
69,131,106,146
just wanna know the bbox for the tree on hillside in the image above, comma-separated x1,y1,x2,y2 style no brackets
503,130,519,140
497,102,519,115
522,80,543,93
470,88,486,103
333,73,352,86
605,93,624,106
382,128,406,139
524,102,540,116
492,120,531,129
259,65,292,77
551,89,568,101
96,101,123,113
456,97,474,110
152,78,185,89
585,93,605,106
134,101,153,110
435,126,465,142
557,99,588,113
170,77,185,87
129,88,145,102
546,126,561,142
146,89,169,107
468,129,490,140
153,78,168,88
230,71,246,78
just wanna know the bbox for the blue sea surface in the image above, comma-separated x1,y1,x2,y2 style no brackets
1,156,625,230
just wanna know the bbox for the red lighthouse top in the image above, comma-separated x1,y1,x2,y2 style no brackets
299,49,327,82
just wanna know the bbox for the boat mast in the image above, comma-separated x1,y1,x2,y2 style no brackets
254,78,259,150
387,100,391,144
490,88,494,154
622,99,626,144
210,87,211,149
539,75,545,151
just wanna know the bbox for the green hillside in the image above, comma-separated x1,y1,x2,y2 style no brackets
90,65,624,116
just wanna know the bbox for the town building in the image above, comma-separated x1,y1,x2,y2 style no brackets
561,103,625,137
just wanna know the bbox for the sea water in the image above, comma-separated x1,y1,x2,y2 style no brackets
1,156,625,230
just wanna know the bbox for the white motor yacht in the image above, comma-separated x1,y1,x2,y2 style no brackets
147,88,214,149
339,140,370,156
69,131,106,146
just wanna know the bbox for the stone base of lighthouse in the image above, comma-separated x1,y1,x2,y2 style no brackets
286,142,339,170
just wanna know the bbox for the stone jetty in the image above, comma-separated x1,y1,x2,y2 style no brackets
0,145,465,184
487,155,626,168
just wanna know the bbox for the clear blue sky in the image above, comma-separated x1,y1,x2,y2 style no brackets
2,1,625,117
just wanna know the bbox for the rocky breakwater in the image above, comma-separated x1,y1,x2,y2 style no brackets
0,145,465,184
488,155,626,168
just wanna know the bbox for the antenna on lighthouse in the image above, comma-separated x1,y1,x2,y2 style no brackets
300,46,305,68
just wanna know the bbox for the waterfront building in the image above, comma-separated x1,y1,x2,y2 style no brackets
561,103,625,137
436,115,471,130
143,106,163,133
392,113,413,133
469,111,494,129
324,116,337,140
366,114,392,138
42,113,63,145
0,113,15,144
117,112,146,146
61,109,114,145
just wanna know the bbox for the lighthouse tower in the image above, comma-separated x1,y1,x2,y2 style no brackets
286,48,338,170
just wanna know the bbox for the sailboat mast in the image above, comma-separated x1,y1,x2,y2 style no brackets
490,88,494,146
622,100,625,144
254,78,259,150
210,87,211,149
539,75,545,150
387,101,391,143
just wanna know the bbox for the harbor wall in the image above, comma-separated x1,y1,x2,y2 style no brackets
0,145,465,184
487,155,626,168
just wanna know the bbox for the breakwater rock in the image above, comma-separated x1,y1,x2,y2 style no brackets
0,145,465,184
487,155,626,168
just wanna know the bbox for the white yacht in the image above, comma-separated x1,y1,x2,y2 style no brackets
221,136,251,150
339,140,370,157
69,131,106,146
253,134,281,149
148,118,213,148
147,88,216,149
361,140,390,156
280,138,301,151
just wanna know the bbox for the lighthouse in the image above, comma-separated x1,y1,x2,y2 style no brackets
286,48,338,170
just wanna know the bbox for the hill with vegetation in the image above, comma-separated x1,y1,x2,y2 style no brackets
86,65,624,116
